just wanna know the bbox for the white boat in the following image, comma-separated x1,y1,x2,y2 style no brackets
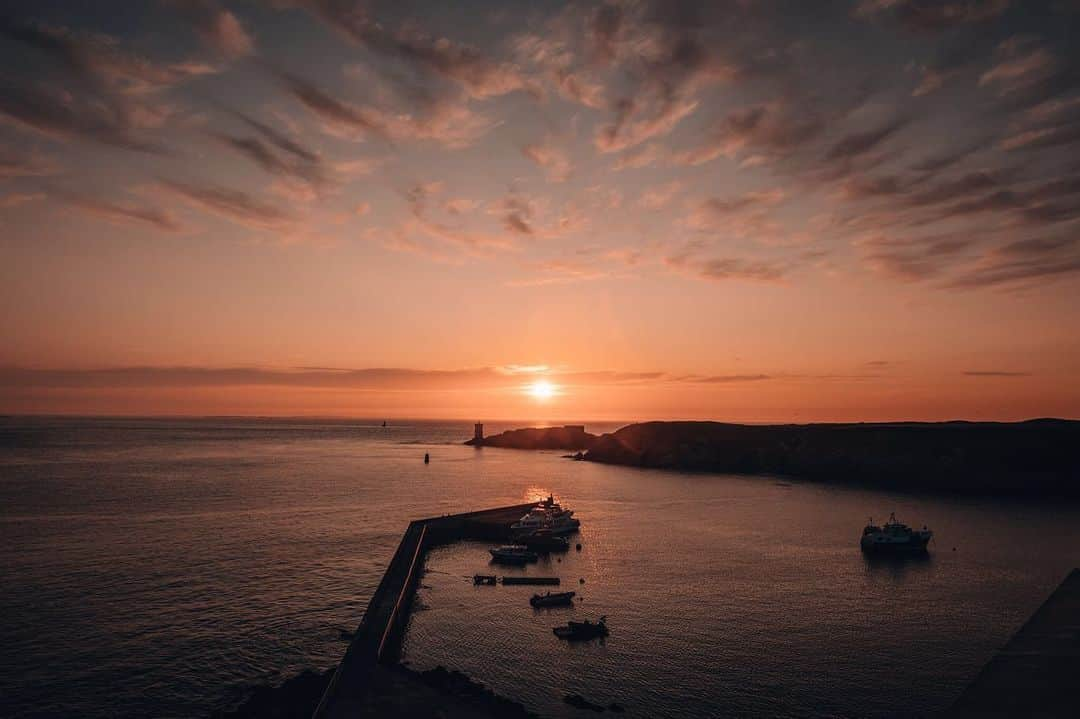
511,508,580,536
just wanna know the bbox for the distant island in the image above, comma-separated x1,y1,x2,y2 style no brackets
467,420,1080,497
465,424,597,450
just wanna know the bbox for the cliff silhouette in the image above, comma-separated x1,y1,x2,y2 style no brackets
470,419,1080,497
466,425,597,450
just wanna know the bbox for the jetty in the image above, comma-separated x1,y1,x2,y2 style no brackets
312,502,537,718
947,568,1080,717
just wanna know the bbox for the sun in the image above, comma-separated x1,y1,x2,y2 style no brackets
527,379,557,400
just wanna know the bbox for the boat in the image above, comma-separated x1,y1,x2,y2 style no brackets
861,513,933,554
473,574,497,586
553,616,608,641
511,507,580,537
539,494,574,519
488,545,539,564
530,590,576,607
518,529,570,552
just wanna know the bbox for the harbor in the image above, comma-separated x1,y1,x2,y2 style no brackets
312,501,548,718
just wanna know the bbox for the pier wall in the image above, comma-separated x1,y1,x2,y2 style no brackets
312,502,536,719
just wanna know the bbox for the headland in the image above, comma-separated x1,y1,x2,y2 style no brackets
467,419,1080,497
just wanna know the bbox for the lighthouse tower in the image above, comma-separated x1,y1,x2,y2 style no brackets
473,423,484,445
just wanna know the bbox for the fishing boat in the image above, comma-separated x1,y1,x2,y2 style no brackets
488,545,539,564
861,513,933,554
553,616,608,641
473,574,497,586
530,590,576,607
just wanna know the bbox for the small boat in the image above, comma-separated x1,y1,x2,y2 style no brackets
473,574,497,586
488,545,539,565
530,590,576,607
861,513,933,554
424,452,429,464
518,529,570,552
553,616,608,641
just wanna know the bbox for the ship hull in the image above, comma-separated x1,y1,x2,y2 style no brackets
860,535,931,554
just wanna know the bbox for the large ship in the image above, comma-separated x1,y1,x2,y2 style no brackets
861,513,933,554
511,497,581,537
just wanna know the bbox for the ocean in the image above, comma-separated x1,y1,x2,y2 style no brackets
2,416,1078,718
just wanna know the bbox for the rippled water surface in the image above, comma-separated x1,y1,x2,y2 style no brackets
2,417,1078,718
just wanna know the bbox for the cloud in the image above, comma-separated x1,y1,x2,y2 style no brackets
273,68,386,139
825,119,908,162
858,232,975,281
0,146,57,177
274,67,497,148
0,192,45,208
0,364,799,393
855,0,1011,32
0,80,164,152
683,374,772,383
157,179,295,228
55,190,182,231
979,36,1056,92
169,0,256,57
521,138,573,182
674,103,823,167
595,96,700,153
638,181,682,210
963,370,1031,376
0,18,218,151
666,251,787,283
0,18,216,94
289,0,529,100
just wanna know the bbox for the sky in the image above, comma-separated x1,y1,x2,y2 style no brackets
1,0,1079,422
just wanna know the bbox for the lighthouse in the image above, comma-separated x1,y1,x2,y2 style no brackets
473,423,484,446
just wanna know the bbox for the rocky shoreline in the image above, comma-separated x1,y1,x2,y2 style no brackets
215,664,538,719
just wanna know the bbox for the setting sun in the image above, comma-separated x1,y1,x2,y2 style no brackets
527,380,557,401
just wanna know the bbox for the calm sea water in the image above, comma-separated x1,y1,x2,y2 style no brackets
1,417,1078,718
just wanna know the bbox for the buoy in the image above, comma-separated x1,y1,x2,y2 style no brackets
579,578,585,584
575,543,582,551
424,453,430,464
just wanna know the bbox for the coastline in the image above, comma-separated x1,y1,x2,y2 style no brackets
469,419,1080,497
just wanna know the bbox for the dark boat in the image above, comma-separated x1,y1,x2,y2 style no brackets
473,574,497,586
530,590,576,607
861,512,933,554
488,545,539,565
518,529,570,552
553,616,608,641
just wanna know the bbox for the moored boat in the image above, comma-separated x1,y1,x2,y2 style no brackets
488,545,539,564
553,616,608,640
530,590,576,607
518,529,570,552
511,508,580,537
861,513,933,554
473,574,497,585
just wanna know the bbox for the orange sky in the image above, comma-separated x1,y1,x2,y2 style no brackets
1,1,1079,421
